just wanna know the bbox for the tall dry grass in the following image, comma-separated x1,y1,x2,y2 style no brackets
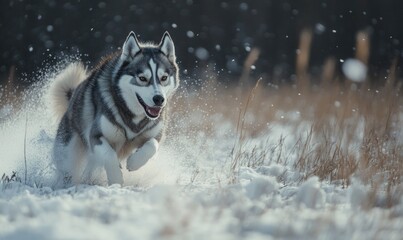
167,28,402,207
169,73,402,207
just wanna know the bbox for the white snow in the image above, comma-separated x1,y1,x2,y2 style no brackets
0,71,402,239
195,47,209,61
342,58,367,82
186,31,194,38
315,23,326,34
294,176,325,209
0,104,13,119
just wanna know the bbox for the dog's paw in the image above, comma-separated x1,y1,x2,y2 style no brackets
126,138,158,171
126,151,150,171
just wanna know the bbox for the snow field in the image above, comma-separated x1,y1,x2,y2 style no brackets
0,70,403,239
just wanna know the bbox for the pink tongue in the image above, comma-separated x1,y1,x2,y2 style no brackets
147,106,161,117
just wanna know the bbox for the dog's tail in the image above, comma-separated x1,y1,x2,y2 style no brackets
49,62,88,122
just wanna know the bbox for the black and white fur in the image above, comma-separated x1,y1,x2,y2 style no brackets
49,31,179,186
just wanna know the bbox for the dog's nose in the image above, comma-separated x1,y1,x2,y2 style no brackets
153,95,165,106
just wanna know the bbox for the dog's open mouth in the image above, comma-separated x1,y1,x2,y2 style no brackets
136,94,162,118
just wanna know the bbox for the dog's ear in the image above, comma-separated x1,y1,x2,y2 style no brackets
159,31,176,62
121,31,141,61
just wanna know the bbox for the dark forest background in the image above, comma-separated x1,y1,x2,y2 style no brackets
0,0,402,86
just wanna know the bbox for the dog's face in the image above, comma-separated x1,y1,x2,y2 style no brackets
117,31,179,119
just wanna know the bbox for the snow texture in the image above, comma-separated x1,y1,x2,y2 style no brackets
0,67,402,240
342,58,367,82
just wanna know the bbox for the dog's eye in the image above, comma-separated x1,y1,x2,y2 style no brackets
161,76,168,81
138,76,147,82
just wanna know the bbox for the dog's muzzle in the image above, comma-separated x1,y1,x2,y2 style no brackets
136,94,162,119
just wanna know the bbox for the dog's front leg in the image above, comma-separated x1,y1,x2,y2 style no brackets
84,137,123,185
127,138,159,171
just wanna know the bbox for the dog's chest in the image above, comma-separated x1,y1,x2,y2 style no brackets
99,115,162,157
99,115,126,145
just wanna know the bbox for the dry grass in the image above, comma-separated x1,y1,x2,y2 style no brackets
0,66,23,116
1,171,22,189
166,30,401,193
168,69,403,206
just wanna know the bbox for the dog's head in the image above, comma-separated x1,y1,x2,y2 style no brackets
117,31,179,119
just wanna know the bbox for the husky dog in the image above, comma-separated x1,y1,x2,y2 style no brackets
49,31,179,186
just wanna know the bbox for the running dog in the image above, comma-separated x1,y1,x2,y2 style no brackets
49,31,179,186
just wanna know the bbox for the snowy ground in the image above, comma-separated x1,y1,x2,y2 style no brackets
1,79,403,239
